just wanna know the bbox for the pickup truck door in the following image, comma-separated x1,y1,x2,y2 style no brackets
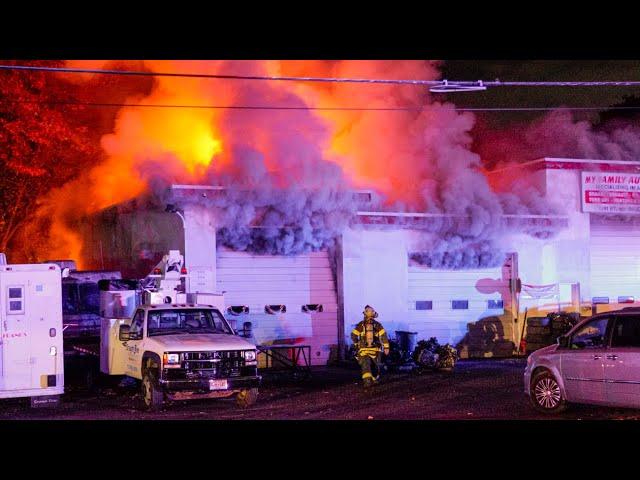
560,316,610,405
604,314,640,408
124,309,145,380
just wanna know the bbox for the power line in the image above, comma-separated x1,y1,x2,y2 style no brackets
4,64,640,89
0,64,443,86
1,99,640,112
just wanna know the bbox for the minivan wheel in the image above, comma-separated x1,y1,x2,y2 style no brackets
530,370,566,414
140,371,164,410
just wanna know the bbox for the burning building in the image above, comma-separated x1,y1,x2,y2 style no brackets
18,61,640,363
75,155,640,363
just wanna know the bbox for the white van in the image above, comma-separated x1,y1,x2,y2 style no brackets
0,259,64,405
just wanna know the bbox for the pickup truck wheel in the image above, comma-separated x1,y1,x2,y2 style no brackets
236,388,259,408
141,371,164,410
530,370,567,414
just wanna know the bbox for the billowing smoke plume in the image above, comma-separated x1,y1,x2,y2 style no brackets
476,110,640,169
411,238,505,269
25,61,591,269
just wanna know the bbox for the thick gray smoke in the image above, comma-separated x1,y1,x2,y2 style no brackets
389,103,564,268
146,63,573,268
522,111,640,161
479,110,640,169
411,238,505,269
202,180,359,256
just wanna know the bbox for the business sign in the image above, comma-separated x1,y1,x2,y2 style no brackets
581,171,640,214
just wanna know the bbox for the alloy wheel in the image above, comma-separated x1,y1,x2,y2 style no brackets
534,377,561,409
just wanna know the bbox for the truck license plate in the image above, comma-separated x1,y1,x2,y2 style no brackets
209,379,228,390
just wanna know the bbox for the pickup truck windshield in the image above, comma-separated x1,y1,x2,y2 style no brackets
147,309,232,336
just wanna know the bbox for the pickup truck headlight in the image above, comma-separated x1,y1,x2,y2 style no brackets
163,353,181,367
244,350,256,362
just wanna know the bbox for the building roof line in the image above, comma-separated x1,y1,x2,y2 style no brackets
171,184,376,194
487,157,640,175
356,211,568,220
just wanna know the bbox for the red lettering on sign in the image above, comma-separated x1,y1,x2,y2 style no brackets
586,190,640,205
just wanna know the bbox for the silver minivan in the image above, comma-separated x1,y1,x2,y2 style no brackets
524,308,640,413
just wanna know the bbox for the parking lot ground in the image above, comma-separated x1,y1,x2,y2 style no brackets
1,358,639,420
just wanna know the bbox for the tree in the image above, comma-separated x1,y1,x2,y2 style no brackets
0,60,98,257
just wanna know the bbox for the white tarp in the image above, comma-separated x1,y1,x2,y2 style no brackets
521,283,559,299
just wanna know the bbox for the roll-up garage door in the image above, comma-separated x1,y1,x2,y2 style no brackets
590,216,640,302
216,249,338,365
408,264,511,346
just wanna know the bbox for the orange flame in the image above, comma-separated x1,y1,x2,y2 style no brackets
35,60,446,264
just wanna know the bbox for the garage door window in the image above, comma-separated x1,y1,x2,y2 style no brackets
416,301,433,310
487,299,503,309
7,286,24,314
452,300,469,310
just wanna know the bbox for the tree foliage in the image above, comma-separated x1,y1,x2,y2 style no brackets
0,60,98,256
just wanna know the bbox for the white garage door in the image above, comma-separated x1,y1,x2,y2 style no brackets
216,249,338,365
590,217,640,301
408,262,512,345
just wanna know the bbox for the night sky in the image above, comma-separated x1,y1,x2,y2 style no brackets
441,60,640,124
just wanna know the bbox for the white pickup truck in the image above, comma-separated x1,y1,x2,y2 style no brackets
68,251,261,410
102,303,260,410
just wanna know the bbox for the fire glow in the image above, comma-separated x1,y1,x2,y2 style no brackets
23,60,558,266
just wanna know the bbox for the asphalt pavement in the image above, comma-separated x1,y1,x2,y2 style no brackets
1,359,639,420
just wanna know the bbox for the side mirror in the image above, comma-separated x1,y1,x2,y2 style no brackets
557,335,569,348
119,324,130,341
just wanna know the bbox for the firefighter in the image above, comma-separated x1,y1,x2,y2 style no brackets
351,305,390,388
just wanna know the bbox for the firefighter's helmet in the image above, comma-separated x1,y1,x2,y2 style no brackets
363,305,378,319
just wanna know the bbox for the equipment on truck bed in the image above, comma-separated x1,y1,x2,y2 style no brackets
138,250,225,311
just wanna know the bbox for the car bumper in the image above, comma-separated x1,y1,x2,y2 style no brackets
523,369,532,396
158,375,261,392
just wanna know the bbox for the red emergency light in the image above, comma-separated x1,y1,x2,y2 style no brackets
153,268,161,275
180,266,188,275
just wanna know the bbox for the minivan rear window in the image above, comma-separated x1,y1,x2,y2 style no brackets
611,315,640,348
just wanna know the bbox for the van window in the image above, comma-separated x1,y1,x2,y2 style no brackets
62,284,79,314
570,317,609,349
611,315,640,348
79,283,100,314
7,286,24,314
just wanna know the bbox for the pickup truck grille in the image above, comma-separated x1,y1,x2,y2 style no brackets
183,351,243,361
181,350,244,378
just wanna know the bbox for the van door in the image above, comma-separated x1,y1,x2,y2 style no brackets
560,316,610,405
28,270,63,391
124,309,145,380
0,280,32,391
604,314,640,408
